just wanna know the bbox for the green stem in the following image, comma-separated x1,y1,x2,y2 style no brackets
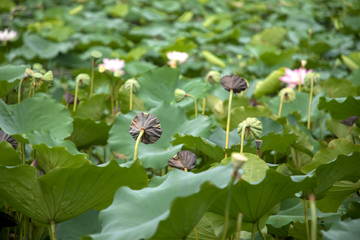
309,195,317,240
36,227,45,240
110,88,115,123
307,77,313,130
130,82,133,111
225,89,234,157
187,94,198,119
90,59,95,95
73,79,79,111
221,176,236,240
240,125,246,154
134,129,145,160
251,222,256,240
278,94,284,118
319,112,324,140
304,199,310,240
236,213,243,240
298,67,302,92
18,78,24,104
103,145,106,163
22,142,26,165
257,221,266,240
202,98,206,115
50,220,57,240
194,226,199,240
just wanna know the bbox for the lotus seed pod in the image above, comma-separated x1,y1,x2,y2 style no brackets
76,73,91,88
0,130,17,150
301,60,307,68
125,79,141,93
33,63,43,71
232,152,248,171
220,75,248,94
25,68,34,78
206,71,221,83
129,112,163,144
255,140,263,150
174,88,186,102
237,117,263,142
34,72,43,79
304,72,320,88
168,150,197,171
339,116,359,127
278,88,296,103
91,50,102,59
42,71,53,83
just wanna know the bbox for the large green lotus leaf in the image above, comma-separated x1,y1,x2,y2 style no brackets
175,78,208,114
84,164,233,240
209,127,240,148
288,220,323,240
322,218,360,240
28,130,82,156
108,102,212,169
33,143,90,173
284,124,314,157
263,91,324,122
72,94,107,121
325,118,353,141
260,48,295,66
117,87,147,114
0,65,27,98
0,141,21,166
209,169,317,223
341,54,360,71
66,118,111,149
122,61,156,79
57,209,101,240
172,134,225,162
342,201,360,220
136,67,179,109
303,151,360,199
317,180,360,213
302,139,360,174
253,68,285,97
323,78,357,98
0,97,73,143
317,96,360,119
0,159,147,224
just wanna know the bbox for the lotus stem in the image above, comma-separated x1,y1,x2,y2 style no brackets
103,145,106,163
36,227,45,240
134,129,145,160
194,226,199,240
18,78,24,104
298,68,302,92
221,175,236,240
202,98,206,115
240,125,246,154
257,221,266,240
251,222,256,240
225,89,234,158
28,85,32,98
90,59,95,95
187,94,197,119
50,220,57,240
304,199,310,240
309,194,317,240
22,142,26,165
73,79,79,111
130,82,133,111
278,94,284,118
307,77,313,130
110,89,115,123
236,213,243,240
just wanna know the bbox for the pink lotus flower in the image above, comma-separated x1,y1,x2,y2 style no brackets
0,29,17,42
279,67,313,89
167,51,189,66
98,58,125,74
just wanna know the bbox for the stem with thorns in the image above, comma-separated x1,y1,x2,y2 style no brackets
278,94,284,118
134,129,145,160
225,89,234,158
240,125,246,154
187,94,198,118
73,79,79,111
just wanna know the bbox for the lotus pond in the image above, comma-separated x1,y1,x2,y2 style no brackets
0,0,360,239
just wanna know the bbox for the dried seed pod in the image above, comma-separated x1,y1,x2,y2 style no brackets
0,130,17,150
129,112,163,144
232,153,247,172
278,88,296,103
220,75,248,94
76,73,91,88
125,79,141,93
63,92,79,105
168,150,197,171
339,116,359,127
249,98,260,107
174,88,186,102
255,139,263,157
304,72,320,88
206,71,221,83
237,117,263,142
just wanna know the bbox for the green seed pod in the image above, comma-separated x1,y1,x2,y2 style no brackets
33,63,43,71
125,79,141,93
34,72,43,79
76,73,91,88
278,88,296,103
42,71,53,83
237,117,263,142
231,152,247,171
206,71,221,83
174,88,186,102
304,72,320,88
90,50,102,59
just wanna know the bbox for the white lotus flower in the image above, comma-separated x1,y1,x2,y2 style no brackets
167,51,189,68
0,29,17,42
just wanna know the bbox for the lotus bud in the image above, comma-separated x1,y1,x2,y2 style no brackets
255,139,263,157
232,152,247,172
42,71,53,83
129,112,163,144
90,50,102,59
174,88,186,102
31,159,38,168
125,79,141,93
206,71,221,83
76,73,91,88
278,88,296,103
168,150,197,171
220,75,248,94
237,117,263,142
304,72,320,88
301,60,307,68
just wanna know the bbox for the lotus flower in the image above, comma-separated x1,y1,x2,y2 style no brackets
167,51,189,67
98,58,125,74
279,68,313,89
0,29,17,42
